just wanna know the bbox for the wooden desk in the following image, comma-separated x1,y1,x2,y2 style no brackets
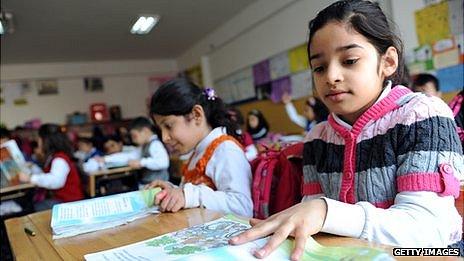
4,208,402,261
0,183,35,201
86,166,138,197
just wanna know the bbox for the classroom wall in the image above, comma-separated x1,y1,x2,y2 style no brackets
176,0,447,133
0,59,178,128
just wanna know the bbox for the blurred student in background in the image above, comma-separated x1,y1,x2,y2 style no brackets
0,127,11,145
99,117,170,185
412,73,441,97
282,93,329,134
246,109,270,141
226,106,258,161
19,124,84,211
75,137,103,163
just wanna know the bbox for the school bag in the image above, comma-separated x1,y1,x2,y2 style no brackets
251,142,303,219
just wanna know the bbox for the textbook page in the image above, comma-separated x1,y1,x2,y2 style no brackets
84,215,392,261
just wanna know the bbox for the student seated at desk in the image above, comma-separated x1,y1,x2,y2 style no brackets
98,117,170,185
75,137,103,163
230,1,464,259
19,124,84,211
103,135,136,154
147,78,253,217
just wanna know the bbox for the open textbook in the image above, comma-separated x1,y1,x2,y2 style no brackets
84,215,393,261
0,140,30,187
51,188,161,239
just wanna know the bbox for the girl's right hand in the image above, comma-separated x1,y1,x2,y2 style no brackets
281,92,292,104
229,199,327,261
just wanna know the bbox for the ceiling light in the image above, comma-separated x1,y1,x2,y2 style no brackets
130,15,160,35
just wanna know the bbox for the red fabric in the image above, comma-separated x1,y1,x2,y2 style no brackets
251,143,303,218
43,152,84,202
241,132,254,147
272,143,303,214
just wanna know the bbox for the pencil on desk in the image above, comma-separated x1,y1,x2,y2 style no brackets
24,227,36,236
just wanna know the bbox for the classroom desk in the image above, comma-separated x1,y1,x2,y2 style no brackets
0,183,35,201
7,207,454,261
86,166,139,197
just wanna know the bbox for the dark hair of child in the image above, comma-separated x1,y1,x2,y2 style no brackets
38,124,74,160
307,0,405,86
413,73,440,91
246,109,269,138
150,77,240,140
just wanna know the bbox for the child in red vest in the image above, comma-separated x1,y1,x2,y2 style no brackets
146,78,253,217
19,124,84,211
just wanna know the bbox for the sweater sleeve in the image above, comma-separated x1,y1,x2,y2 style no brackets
183,141,253,217
395,96,464,194
30,158,70,189
321,192,462,247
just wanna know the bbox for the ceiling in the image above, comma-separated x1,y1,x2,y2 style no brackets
0,0,256,64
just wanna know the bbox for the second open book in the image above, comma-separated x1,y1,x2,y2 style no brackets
51,188,161,239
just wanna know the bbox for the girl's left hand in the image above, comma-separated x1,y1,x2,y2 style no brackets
18,172,31,183
229,199,327,261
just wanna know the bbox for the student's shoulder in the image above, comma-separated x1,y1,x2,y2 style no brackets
304,121,331,142
396,91,454,121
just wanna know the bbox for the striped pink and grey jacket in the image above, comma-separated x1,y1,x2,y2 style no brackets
302,86,464,208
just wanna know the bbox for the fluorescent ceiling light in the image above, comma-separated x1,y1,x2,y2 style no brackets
130,15,160,34
0,21,3,34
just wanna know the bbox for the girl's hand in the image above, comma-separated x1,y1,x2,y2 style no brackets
158,188,185,213
94,156,105,163
18,172,31,183
229,199,327,261
128,160,142,168
282,92,292,104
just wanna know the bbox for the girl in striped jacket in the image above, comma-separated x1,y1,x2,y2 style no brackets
230,1,464,260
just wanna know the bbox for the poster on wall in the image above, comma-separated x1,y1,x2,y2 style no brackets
1,82,31,106
269,52,290,80
84,77,104,92
415,1,451,45
37,79,59,95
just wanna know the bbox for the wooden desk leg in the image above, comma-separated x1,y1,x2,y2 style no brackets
89,176,96,198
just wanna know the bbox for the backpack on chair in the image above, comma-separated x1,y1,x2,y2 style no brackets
251,142,303,219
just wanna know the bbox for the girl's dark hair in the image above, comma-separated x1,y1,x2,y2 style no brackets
246,109,269,140
39,123,74,159
150,77,239,139
308,0,405,86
